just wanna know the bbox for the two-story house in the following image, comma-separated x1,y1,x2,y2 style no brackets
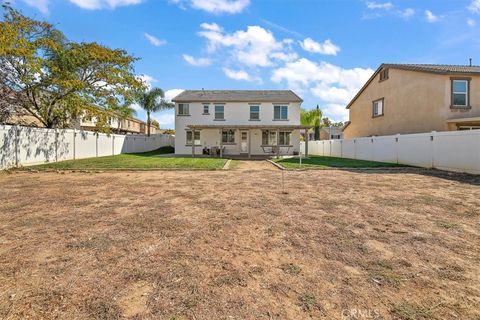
172,90,309,157
343,64,480,138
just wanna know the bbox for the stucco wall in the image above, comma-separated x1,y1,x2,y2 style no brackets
343,69,480,138
175,101,301,155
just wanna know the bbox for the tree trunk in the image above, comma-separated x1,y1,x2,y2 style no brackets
147,111,151,137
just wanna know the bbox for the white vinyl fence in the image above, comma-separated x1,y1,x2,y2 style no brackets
301,130,480,175
0,125,175,169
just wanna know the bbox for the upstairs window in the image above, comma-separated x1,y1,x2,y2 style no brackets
250,105,260,120
178,103,189,115
372,98,384,117
379,68,389,81
215,105,224,120
203,104,209,114
274,105,288,120
452,79,469,107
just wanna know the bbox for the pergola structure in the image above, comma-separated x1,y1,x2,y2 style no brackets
186,124,313,158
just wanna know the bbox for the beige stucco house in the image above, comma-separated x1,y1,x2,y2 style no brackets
343,64,480,138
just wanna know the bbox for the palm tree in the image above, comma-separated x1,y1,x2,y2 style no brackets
300,106,322,140
136,88,174,136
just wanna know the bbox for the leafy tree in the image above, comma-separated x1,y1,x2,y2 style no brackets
163,129,175,135
0,5,144,131
151,119,160,129
135,88,174,136
300,106,322,140
321,117,332,128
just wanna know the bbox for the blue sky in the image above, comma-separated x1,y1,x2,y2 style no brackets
9,0,480,128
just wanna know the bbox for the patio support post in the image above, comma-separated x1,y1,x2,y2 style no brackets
192,128,195,158
248,129,251,159
305,129,309,157
220,128,223,158
276,128,280,158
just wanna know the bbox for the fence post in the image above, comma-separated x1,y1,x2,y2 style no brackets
431,131,436,169
96,132,99,158
395,134,400,164
55,128,59,163
340,140,343,158
112,135,115,156
353,139,357,159
73,129,76,160
14,125,19,167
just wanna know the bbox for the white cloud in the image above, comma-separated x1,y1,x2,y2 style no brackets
469,0,480,13
22,0,50,13
144,33,166,47
271,58,374,120
164,89,185,102
137,74,158,90
300,38,340,55
69,0,144,9
425,10,441,23
366,1,393,10
153,113,175,128
198,23,296,67
21,0,144,12
171,0,250,14
399,8,415,19
222,68,254,82
467,18,477,27
200,22,222,32
183,54,212,67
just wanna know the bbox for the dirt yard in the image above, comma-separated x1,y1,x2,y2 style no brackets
0,163,479,319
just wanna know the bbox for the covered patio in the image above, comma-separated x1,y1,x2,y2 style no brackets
186,124,312,158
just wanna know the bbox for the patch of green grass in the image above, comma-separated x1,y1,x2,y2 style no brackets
297,293,321,312
29,146,227,170
437,221,461,230
392,302,433,320
274,156,405,169
280,263,302,276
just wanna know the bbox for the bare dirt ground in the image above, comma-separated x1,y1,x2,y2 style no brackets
0,165,479,319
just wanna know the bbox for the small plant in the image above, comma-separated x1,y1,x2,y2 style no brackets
392,302,433,319
437,221,461,230
297,293,321,312
280,263,301,276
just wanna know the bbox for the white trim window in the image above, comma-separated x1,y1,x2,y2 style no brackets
278,131,292,145
452,80,468,107
250,105,260,120
372,98,384,117
221,129,235,143
178,103,190,115
186,130,200,145
215,105,224,120
274,105,288,120
203,104,209,114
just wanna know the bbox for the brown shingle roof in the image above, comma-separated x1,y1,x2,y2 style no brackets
346,63,480,109
172,90,303,103
383,63,480,74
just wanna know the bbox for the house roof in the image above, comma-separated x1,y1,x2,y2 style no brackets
346,63,480,109
172,90,303,103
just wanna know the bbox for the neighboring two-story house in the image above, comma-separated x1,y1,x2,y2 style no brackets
172,90,309,157
343,64,480,138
